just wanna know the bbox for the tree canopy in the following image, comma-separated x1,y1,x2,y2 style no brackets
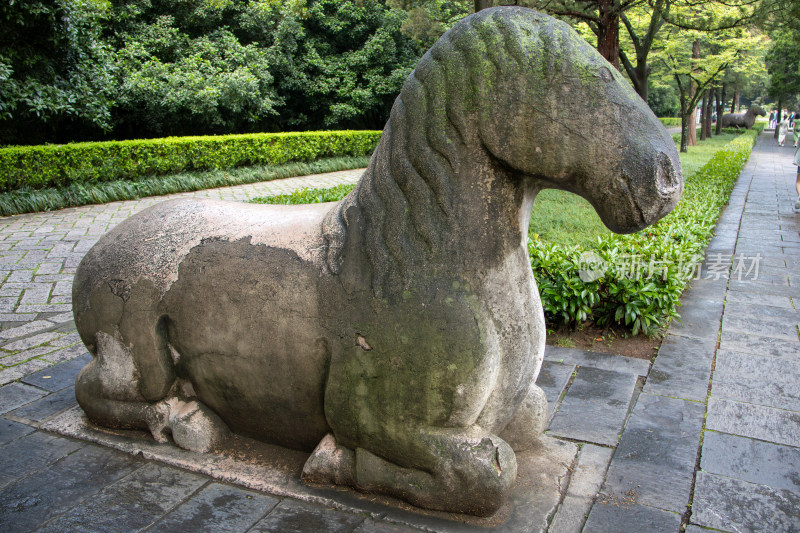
0,0,797,146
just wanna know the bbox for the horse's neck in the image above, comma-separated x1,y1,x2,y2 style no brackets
360,125,533,267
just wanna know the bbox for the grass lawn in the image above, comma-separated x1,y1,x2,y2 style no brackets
529,132,740,248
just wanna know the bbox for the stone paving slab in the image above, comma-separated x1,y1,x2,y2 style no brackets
546,366,638,446
711,349,800,411
598,393,705,514
644,334,716,402
691,471,800,532
700,431,800,493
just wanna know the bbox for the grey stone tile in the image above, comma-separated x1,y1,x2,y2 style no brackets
0,345,58,365
37,463,208,533
679,278,727,302
148,483,277,532
706,397,800,447
0,431,84,489
668,298,724,340
0,382,47,413
250,499,365,533
644,335,716,402
535,360,574,419
0,319,54,339
0,358,51,385
10,387,77,422
712,349,800,411
42,343,88,364
723,301,797,322
549,444,614,533
0,418,35,445
547,366,637,446
719,331,800,359
601,393,705,514
722,312,799,341
22,352,90,392
691,471,800,532
2,331,61,352
0,444,143,531
0,312,37,322
701,431,800,493
44,311,75,324
583,500,682,532
544,346,650,377
48,332,82,347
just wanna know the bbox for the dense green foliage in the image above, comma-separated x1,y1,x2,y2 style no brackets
0,0,115,144
0,0,421,145
0,130,380,191
530,129,758,335
0,156,369,217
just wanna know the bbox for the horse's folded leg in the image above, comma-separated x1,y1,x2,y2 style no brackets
356,430,516,516
302,433,356,486
165,398,229,453
499,383,548,452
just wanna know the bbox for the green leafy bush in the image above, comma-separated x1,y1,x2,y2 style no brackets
530,129,758,335
659,117,682,126
0,130,381,192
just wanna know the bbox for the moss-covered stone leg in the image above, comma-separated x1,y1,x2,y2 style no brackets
499,383,548,452
303,429,517,516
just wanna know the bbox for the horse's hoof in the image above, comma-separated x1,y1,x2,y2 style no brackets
499,384,547,452
167,399,229,453
146,400,171,443
302,433,355,486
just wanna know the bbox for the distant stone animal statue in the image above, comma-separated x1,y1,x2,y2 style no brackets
720,105,766,129
73,7,682,517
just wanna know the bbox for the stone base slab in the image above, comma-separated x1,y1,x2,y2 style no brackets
43,407,577,532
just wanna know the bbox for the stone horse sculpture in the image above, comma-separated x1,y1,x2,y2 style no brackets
73,7,682,517
720,105,766,129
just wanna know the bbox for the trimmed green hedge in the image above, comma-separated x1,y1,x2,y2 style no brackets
0,156,369,217
0,130,381,192
659,117,681,126
529,129,759,335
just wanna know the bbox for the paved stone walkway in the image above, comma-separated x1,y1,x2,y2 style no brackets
1,133,799,532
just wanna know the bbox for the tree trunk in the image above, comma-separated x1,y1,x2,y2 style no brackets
705,87,714,137
474,0,492,11
700,91,708,141
688,39,701,147
597,0,621,69
731,91,740,113
680,97,689,153
715,85,725,135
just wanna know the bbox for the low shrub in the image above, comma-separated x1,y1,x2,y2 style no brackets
659,117,681,126
529,129,759,335
0,156,368,216
0,130,381,192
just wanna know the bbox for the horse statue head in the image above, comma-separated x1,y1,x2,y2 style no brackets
72,7,682,518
